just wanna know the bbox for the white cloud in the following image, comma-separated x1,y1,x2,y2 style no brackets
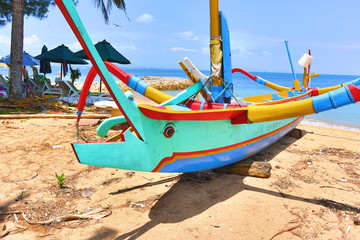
263,50,272,56
174,31,199,41
170,47,197,53
201,47,209,55
24,34,39,45
136,13,155,23
230,30,283,50
0,35,11,56
324,42,360,50
67,42,82,51
111,43,137,52
0,35,11,45
231,46,255,56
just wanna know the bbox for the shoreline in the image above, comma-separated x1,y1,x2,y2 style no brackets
303,118,360,132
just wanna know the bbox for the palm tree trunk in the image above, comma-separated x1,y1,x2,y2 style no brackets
9,0,25,100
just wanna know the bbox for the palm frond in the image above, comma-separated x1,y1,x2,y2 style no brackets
92,0,109,23
92,0,127,24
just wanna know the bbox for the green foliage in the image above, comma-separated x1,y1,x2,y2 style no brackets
70,67,81,85
0,0,54,26
0,0,79,25
55,172,67,188
92,0,127,24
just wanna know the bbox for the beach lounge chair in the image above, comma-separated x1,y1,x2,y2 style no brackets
0,74,9,97
0,85,8,97
36,75,62,96
55,78,110,98
25,78,42,91
0,74,8,86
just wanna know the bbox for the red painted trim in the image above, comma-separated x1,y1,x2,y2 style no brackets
152,118,300,172
139,91,310,122
139,105,248,122
262,92,312,105
232,68,257,80
309,88,319,96
78,62,133,112
348,84,360,102
186,100,244,110
105,62,132,84
55,0,143,140
231,113,248,124
78,66,97,112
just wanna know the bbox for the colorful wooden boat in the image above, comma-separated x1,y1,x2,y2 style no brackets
55,0,360,172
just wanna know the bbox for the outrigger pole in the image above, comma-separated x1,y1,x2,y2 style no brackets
284,40,302,90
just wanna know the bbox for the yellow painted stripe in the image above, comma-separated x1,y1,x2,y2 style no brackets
265,81,291,91
247,98,315,123
143,87,173,104
317,84,343,95
255,92,310,106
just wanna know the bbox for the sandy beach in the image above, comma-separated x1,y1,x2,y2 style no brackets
1,108,359,239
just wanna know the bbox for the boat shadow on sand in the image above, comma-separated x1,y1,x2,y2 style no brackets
86,130,359,240
110,179,359,240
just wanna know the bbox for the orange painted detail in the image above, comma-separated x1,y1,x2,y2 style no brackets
152,118,299,172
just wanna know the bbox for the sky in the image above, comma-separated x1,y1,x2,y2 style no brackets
1,0,360,75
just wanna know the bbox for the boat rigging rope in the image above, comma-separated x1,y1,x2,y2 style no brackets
222,78,244,107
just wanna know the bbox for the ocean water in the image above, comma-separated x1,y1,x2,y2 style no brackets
1,66,359,130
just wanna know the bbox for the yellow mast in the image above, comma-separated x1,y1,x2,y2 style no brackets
209,0,223,85
209,0,220,38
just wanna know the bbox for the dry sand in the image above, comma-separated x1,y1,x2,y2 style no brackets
1,114,359,239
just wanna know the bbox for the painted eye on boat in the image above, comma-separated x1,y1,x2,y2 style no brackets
163,125,175,138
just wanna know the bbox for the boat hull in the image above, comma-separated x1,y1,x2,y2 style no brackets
72,117,302,172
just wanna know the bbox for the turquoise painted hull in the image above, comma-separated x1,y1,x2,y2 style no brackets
56,0,360,173
73,117,302,172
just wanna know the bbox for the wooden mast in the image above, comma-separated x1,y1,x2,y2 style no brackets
209,0,220,39
209,0,223,97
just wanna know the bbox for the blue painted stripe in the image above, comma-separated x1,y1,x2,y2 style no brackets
159,118,301,172
288,91,295,97
272,93,284,100
128,76,148,95
216,86,230,101
212,85,224,103
349,78,360,86
168,105,192,111
255,76,267,85
344,85,355,103
220,11,233,102
312,86,355,112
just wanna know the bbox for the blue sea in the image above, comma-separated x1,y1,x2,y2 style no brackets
1,66,359,131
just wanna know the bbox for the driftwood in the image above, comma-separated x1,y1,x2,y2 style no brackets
0,114,110,119
214,161,271,178
21,208,111,225
269,224,302,240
